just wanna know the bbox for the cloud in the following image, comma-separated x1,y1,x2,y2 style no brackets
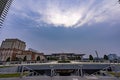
76,0,120,27
9,0,120,28
37,0,96,27
42,6,83,27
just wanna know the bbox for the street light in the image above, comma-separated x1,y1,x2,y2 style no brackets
50,65,54,80
78,65,83,77
20,65,24,78
19,58,23,78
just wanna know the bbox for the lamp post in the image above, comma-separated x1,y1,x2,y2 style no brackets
50,65,54,80
78,65,83,77
20,65,24,78
19,58,23,78
78,68,79,76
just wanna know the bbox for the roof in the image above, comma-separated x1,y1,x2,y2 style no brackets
45,53,85,56
4,38,26,44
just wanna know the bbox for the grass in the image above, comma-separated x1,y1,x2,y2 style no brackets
0,72,29,78
0,66,12,68
0,73,20,78
58,60,70,63
108,72,120,77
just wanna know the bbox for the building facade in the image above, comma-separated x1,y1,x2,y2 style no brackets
16,50,45,61
108,54,118,61
0,39,45,61
1,39,26,50
0,48,23,61
0,0,13,26
45,53,85,61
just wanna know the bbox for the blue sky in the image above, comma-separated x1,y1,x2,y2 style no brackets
0,0,120,57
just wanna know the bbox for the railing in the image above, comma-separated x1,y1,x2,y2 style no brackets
19,65,41,77
0,61,45,66
89,64,120,77
0,60,119,66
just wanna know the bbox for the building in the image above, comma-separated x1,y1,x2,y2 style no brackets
0,0,13,26
1,39,26,50
108,54,118,61
16,50,45,61
0,48,23,61
0,38,45,61
45,53,85,61
0,39,26,61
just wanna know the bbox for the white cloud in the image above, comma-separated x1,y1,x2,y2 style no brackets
11,0,120,28
76,0,120,27
36,0,96,27
42,6,83,27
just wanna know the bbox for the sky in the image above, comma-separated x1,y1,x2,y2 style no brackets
0,0,120,57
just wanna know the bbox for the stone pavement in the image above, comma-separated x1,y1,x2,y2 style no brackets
0,76,119,80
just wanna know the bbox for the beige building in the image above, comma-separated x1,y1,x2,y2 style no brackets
0,38,45,61
0,48,23,61
16,50,45,61
1,39,26,50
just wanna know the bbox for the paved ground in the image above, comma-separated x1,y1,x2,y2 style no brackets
0,76,119,80
1,61,120,66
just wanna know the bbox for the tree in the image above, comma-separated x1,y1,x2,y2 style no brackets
47,57,50,60
37,56,40,61
104,55,108,60
15,57,19,61
89,55,93,60
76,56,81,60
23,56,27,61
6,57,10,62
49,57,55,60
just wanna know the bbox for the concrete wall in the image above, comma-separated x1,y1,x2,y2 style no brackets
25,64,111,70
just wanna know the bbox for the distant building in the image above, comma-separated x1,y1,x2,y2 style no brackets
0,0,13,26
0,38,45,61
45,53,85,61
108,54,118,61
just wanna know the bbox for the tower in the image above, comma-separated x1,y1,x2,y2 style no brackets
1,38,26,50
0,38,26,61
0,0,13,27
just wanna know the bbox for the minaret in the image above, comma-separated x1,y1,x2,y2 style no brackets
0,0,13,27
